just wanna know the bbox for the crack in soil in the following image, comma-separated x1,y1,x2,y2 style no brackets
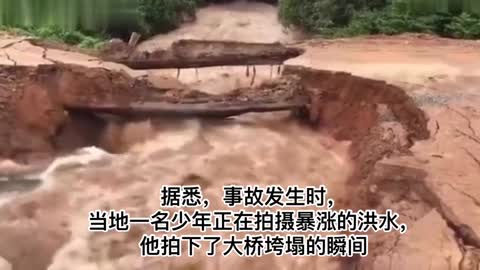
412,175,480,249
449,106,478,138
455,129,480,145
40,47,58,65
0,39,29,49
445,182,480,208
462,147,480,170
385,233,402,257
3,52,16,66
361,163,480,269
413,180,480,270
434,120,440,136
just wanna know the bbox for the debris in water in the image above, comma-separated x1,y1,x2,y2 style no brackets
101,39,305,69
250,66,257,86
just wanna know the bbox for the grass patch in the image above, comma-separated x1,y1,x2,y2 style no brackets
0,25,107,49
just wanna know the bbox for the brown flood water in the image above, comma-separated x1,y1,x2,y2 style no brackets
2,1,480,270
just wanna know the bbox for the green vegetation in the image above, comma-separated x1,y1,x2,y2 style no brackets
1,0,480,47
279,0,480,39
0,0,139,48
0,0,205,48
0,0,142,34
0,25,107,49
138,0,198,34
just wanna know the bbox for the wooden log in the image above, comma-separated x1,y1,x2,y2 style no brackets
0,63,308,162
65,99,308,118
104,39,305,69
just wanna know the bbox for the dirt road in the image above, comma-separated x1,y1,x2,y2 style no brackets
0,2,480,270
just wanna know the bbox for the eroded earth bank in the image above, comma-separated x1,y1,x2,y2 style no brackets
0,2,480,270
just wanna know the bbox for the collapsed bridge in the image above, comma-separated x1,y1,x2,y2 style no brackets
0,38,429,165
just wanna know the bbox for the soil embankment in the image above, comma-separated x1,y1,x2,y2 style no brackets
0,2,480,270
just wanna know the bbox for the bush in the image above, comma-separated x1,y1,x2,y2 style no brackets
138,0,198,34
280,0,350,31
1,25,106,49
393,0,480,16
279,0,480,40
279,0,390,32
445,12,480,38
0,0,206,39
341,9,480,39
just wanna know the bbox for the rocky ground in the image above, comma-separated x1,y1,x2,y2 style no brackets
0,2,479,270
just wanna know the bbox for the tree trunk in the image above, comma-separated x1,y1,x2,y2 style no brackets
66,99,308,118
103,39,305,69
